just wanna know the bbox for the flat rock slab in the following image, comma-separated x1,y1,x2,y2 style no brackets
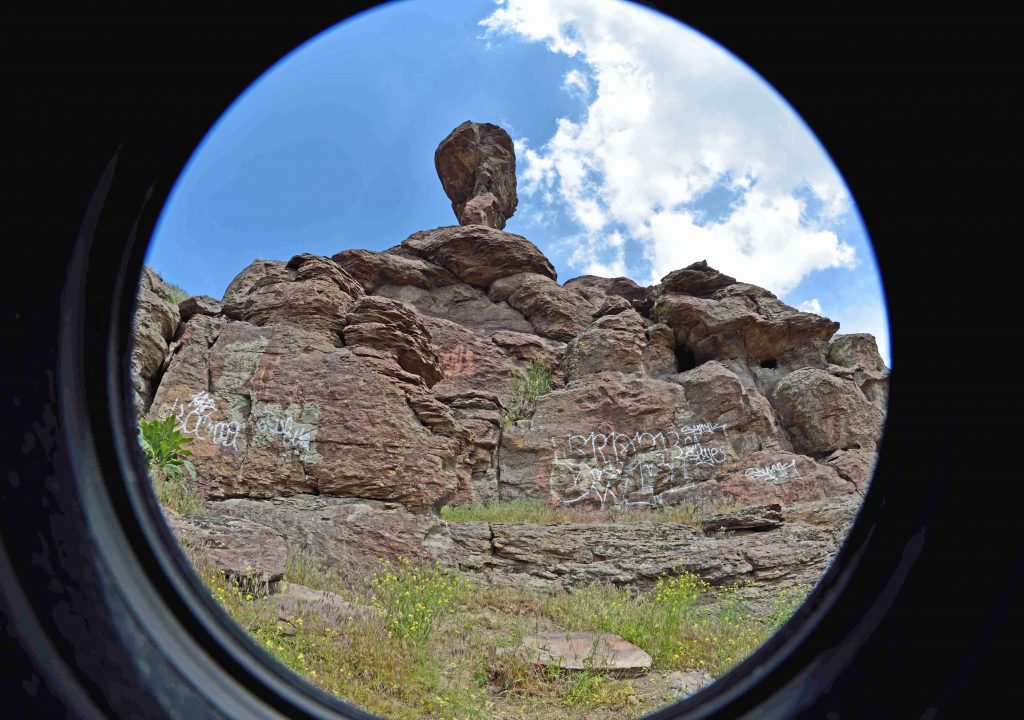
516,632,652,675
270,582,380,633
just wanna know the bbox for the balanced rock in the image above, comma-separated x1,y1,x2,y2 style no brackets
435,121,517,229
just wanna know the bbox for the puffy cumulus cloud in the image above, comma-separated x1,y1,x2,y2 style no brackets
481,0,857,293
797,298,823,315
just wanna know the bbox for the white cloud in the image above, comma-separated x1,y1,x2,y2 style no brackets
481,0,858,293
563,68,590,97
797,298,823,315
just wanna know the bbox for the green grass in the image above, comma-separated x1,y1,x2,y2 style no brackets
501,359,553,427
185,543,808,719
145,265,191,304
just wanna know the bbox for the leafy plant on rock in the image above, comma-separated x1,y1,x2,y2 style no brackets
139,415,201,514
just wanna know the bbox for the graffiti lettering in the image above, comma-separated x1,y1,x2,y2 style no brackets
744,460,799,484
257,411,314,452
549,423,729,508
169,392,240,450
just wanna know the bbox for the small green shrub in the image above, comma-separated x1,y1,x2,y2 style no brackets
501,359,553,427
139,416,201,514
369,556,469,647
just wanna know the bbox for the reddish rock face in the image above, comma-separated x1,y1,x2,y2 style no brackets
222,255,364,337
330,248,458,293
139,122,889,598
402,226,556,288
563,274,649,308
342,295,443,387
770,368,884,456
652,278,839,370
435,121,517,230
148,319,465,512
488,272,596,342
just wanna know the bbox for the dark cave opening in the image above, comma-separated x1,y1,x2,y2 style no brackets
675,344,697,371
759,358,778,369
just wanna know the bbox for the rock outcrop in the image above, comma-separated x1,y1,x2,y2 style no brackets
435,120,518,229
139,122,887,598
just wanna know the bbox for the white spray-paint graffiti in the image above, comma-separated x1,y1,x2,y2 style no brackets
549,424,729,508
744,460,800,485
170,391,241,450
256,410,314,452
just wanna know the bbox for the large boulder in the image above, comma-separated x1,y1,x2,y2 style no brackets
330,248,458,293
652,272,839,370
499,373,693,503
828,333,890,412
376,282,533,335
402,226,555,288
342,295,443,387
434,121,517,230
563,275,649,309
561,309,647,379
221,255,364,336
488,272,596,342
660,260,737,297
148,320,466,511
770,368,885,456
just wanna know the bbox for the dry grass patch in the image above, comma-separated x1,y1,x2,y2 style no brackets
183,540,807,719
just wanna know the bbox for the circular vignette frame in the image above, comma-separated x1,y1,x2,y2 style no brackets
2,7,1019,720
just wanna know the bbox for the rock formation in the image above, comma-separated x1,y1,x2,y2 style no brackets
435,120,518,229
135,122,888,597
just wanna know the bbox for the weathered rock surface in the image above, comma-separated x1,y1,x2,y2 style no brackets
331,248,458,293
149,319,465,511
178,294,223,321
435,121,517,230
270,582,380,631
513,632,652,675
652,277,839,370
402,226,555,288
770,368,884,456
207,496,456,572
342,295,443,387
563,275,649,309
131,268,181,416
450,519,841,590
489,272,596,342
164,509,287,586
660,260,736,297
828,333,890,412
222,254,364,336
561,310,647,379
700,504,784,534
377,282,533,335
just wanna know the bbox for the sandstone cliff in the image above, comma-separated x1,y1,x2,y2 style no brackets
134,121,888,594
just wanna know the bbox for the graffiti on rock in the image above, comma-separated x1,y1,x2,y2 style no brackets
549,425,729,508
744,460,800,484
256,410,315,452
170,391,241,450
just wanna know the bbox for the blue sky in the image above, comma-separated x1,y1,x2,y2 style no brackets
147,0,890,365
